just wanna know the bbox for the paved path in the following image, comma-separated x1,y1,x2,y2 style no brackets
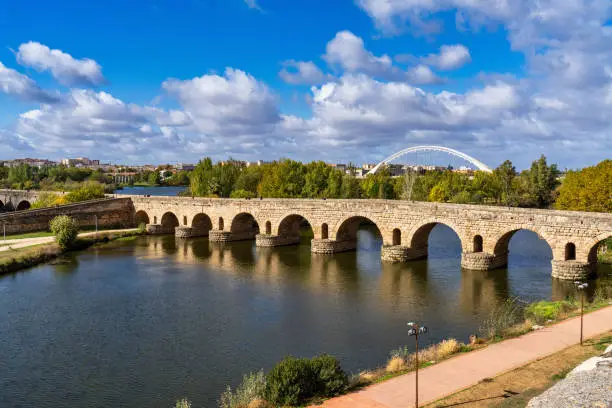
319,305,612,408
0,229,137,252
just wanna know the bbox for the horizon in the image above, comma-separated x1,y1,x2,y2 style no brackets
1,0,611,169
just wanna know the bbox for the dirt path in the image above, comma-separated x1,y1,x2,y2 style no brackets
318,305,612,408
0,229,137,252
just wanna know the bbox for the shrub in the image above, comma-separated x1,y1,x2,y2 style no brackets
386,356,407,373
137,222,147,234
230,189,257,199
437,338,462,358
264,354,347,406
219,370,266,408
310,354,348,396
525,300,576,324
49,215,79,250
65,181,105,203
31,192,67,209
479,297,524,339
175,399,191,408
264,357,315,406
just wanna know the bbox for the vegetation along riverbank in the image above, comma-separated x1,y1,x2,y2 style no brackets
0,220,145,276
175,292,612,408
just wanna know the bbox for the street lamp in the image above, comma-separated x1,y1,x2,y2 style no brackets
574,281,588,345
408,322,428,408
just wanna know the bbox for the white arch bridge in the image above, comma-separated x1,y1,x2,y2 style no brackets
369,146,493,174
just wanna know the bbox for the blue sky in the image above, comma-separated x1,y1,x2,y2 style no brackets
0,0,610,169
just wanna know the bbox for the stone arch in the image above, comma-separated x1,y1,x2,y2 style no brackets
192,213,213,237
407,220,464,253
321,223,329,239
392,228,401,246
473,235,483,253
16,200,31,211
564,242,576,261
218,217,224,231
277,214,314,242
230,213,260,241
135,210,150,225
335,215,382,242
492,227,553,258
161,212,179,234
265,221,272,235
586,233,611,264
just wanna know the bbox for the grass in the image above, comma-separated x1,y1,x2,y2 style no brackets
2,231,55,240
425,330,612,408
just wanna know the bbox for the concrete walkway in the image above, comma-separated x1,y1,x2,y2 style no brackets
319,305,612,408
0,229,137,252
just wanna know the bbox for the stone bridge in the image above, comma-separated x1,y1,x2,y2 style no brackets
128,195,612,281
0,189,41,211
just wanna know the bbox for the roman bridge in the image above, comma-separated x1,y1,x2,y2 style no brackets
128,195,612,281
0,189,40,212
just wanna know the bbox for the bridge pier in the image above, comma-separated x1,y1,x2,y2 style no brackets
175,226,194,239
551,260,594,280
461,252,508,271
146,224,166,235
209,230,232,242
311,239,357,254
255,234,300,247
381,245,428,263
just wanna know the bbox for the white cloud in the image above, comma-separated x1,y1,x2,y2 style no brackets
16,42,105,86
0,62,59,103
407,65,443,84
424,44,471,70
279,60,328,85
163,68,280,136
323,31,396,78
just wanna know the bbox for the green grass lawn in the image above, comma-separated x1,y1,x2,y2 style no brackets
3,231,55,240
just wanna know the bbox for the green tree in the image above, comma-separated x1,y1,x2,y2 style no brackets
148,171,161,186
234,165,263,195
493,160,516,205
189,157,214,196
65,181,105,203
340,174,361,198
303,161,331,198
555,160,612,212
324,169,343,198
258,159,306,198
527,155,559,208
50,215,79,250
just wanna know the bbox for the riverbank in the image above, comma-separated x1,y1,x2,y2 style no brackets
0,229,141,275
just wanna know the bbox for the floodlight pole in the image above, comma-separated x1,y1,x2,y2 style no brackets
408,322,427,408
574,281,588,346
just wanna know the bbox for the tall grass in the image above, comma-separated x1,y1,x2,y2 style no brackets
478,297,525,339
219,370,267,408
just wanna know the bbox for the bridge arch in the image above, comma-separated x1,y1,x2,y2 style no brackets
491,227,553,258
406,219,465,252
135,210,150,225
16,200,31,211
276,214,314,242
230,212,260,241
192,213,213,237
334,215,382,243
161,212,180,234
586,233,612,264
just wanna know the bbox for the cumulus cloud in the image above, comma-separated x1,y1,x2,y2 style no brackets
279,60,328,85
407,65,443,84
0,62,59,103
16,42,105,86
163,68,281,136
323,31,396,78
424,44,471,70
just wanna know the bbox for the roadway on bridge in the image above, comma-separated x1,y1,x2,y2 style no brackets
317,305,612,408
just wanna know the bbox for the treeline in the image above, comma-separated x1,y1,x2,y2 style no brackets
189,155,567,209
0,164,115,192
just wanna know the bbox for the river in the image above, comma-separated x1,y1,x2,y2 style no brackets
115,185,187,196
1,226,610,407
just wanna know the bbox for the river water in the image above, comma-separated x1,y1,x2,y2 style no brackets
115,186,186,196
1,226,610,408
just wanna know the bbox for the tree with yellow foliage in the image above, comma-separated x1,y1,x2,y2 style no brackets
555,160,612,212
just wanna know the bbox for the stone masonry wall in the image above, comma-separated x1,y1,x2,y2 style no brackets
0,198,135,234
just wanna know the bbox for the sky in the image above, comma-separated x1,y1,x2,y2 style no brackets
0,0,611,170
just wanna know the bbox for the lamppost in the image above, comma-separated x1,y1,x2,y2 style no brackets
574,281,588,345
408,322,428,408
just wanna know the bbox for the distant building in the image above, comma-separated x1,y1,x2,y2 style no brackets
362,163,377,170
3,158,57,168
175,163,195,171
61,157,100,168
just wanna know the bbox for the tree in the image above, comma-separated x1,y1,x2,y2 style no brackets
400,171,418,200
65,181,105,203
493,160,516,205
527,155,559,208
190,157,214,196
555,160,612,212
325,169,343,198
50,215,79,250
340,174,361,198
148,171,161,186
258,159,306,198
303,161,331,198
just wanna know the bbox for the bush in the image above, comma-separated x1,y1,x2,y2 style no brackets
386,356,407,373
479,298,524,339
31,192,67,209
264,355,347,406
310,354,348,396
230,189,257,199
137,222,147,234
264,357,315,406
65,181,105,203
220,370,266,408
175,399,191,408
525,300,576,324
50,215,79,250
